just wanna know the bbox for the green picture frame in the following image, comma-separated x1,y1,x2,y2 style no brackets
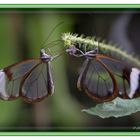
0,4,140,136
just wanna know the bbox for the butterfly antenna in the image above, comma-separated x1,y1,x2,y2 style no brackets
40,21,64,49
42,39,62,50
53,51,65,60
46,41,63,55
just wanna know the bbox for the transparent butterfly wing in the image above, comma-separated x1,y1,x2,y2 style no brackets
21,62,54,103
98,55,130,98
97,55,140,99
77,58,118,102
77,54,135,102
0,59,41,100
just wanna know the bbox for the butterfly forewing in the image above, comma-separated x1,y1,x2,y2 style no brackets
97,55,140,99
21,61,54,103
0,59,41,100
77,58,118,102
97,55,130,98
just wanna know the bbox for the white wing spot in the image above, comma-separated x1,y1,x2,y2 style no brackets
0,70,9,100
128,68,140,98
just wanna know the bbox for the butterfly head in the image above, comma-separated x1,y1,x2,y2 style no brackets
65,46,84,57
66,46,98,59
40,49,52,62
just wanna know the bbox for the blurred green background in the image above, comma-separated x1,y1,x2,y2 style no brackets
0,8,140,131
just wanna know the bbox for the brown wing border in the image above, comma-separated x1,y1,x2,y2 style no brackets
77,54,134,102
19,61,53,104
1,58,41,101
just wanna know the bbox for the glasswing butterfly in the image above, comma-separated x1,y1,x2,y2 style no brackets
0,22,63,103
0,48,58,103
62,33,140,102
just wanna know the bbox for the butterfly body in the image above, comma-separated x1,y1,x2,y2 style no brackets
40,49,53,62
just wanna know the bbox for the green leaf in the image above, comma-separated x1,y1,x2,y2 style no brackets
82,97,140,118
